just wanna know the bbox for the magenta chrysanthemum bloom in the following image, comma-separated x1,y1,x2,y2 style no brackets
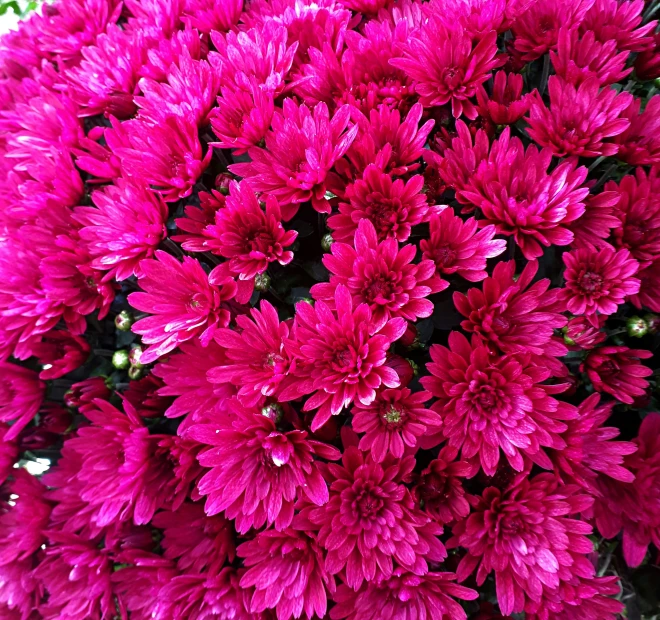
281,285,407,430
421,208,506,283
581,346,653,405
579,0,656,53
476,71,531,125
0,424,18,484
526,76,632,158
460,126,589,258
331,569,477,620
0,363,45,441
129,251,237,364
614,95,660,165
569,190,621,250
117,116,212,202
421,331,576,475
208,300,295,406
563,315,607,350
239,528,335,619
453,260,568,359
549,393,636,493
138,28,202,81
31,329,90,380
64,376,111,409
230,99,358,219
452,474,596,616
559,246,640,320
629,261,660,313
413,446,473,525
188,399,341,533
635,32,660,80
152,339,236,422
311,218,443,330
328,165,428,243
122,375,173,419
390,18,502,118
181,0,242,33
295,447,446,590
75,179,168,281
593,413,660,567
551,27,632,86
352,388,442,462
152,502,235,576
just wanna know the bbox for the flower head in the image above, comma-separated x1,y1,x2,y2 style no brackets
182,0,242,33
0,425,18,484
0,363,45,442
614,95,660,165
31,330,90,380
129,251,237,364
476,71,531,125
188,399,340,533
563,315,607,350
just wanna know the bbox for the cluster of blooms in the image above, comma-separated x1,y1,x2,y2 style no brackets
1,0,660,617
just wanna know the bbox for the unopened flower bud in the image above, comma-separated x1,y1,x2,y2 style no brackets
627,316,648,338
643,313,660,334
112,349,130,370
215,173,233,194
114,310,134,332
254,272,271,291
128,344,145,368
261,403,283,424
321,234,334,252
128,366,144,380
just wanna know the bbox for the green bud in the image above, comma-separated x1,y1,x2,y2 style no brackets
127,366,144,380
114,310,134,332
627,316,648,338
643,313,660,334
321,234,334,252
112,349,130,370
261,403,283,424
254,272,271,291
128,344,145,368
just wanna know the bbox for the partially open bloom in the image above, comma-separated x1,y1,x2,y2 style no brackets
208,300,295,406
563,315,607,350
282,285,407,430
31,330,90,380
421,332,576,475
239,528,335,619
311,218,443,330
295,447,446,590
76,179,168,281
230,99,358,218
582,346,652,405
476,71,531,125
352,388,442,462
559,247,640,320
452,474,596,616
129,251,237,364
330,569,477,620
593,413,660,567
420,208,506,282
526,76,632,158
0,363,45,441
328,165,428,243
189,400,340,533
390,18,502,118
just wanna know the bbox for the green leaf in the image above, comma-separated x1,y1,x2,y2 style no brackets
0,1,21,15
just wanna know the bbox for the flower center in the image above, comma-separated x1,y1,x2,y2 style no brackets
433,245,457,268
187,293,209,314
364,275,395,303
579,271,603,293
383,406,402,425
355,489,383,519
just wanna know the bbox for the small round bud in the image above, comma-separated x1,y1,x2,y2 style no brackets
254,272,271,291
114,310,134,332
261,403,283,424
63,390,79,409
112,349,130,370
215,173,233,195
299,297,314,305
627,316,649,338
128,366,144,380
643,313,660,334
321,234,334,252
128,344,145,368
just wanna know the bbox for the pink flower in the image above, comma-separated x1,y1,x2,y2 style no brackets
579,0,656,53
122,375,173,419
476,71,531,125
152,339,236,422
0,424,18,484
593,413,660,567
181,0,242,34
390,19,503,118
75,179,168,281
614,95,660,165
230,99,357,219
413,446,473,525
526,76,632,158
129,251,237,364
549,393,636,492
31,330,90,380
330,569,478,620
64,377,111,409
551,27,632,86
19,404,73,451
559,247,640,320
311,218,444,330
420,208,506,282
581,346,653,405
0,363,45,442
460,126,589,259
281,285,407,431
563,315,607,350
173,188,226,252
239,528,335,619
352,388,442,462
453,260,568,359
569,190,620,250
421,331,576,476
188,399,340,533
634,32,660,81
139,28,202,82
328,165,428,243
208,300,295,407
452,474,595,616
295,447,446,590
629,261,660,313
152,502,235,576
117,116,212,202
